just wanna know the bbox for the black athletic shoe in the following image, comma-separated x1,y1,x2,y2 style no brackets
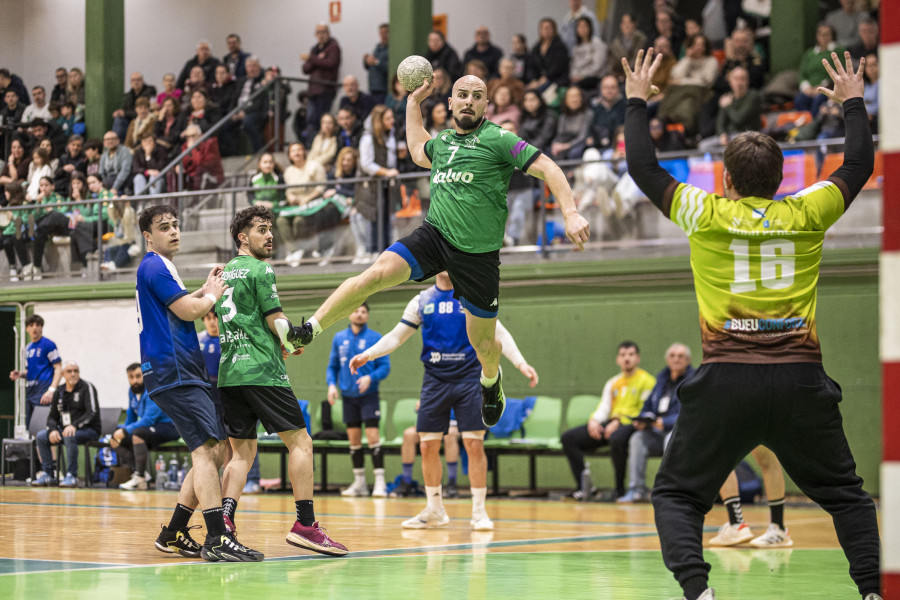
287,318,315,347
480,369,506,427
201,532,265,562
155,524,203,558
443,478,459,498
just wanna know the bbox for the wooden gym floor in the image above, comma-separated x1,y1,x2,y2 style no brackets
0,486,877,599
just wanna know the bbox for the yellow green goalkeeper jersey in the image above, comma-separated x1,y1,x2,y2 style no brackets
670,180,845,364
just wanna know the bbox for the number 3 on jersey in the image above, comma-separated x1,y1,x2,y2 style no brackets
729,238,795,293
220,287,237,322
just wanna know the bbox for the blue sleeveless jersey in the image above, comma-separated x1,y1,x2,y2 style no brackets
402,285,480,382
136,252,211,396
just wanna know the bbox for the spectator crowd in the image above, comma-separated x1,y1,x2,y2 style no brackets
0,0,881,278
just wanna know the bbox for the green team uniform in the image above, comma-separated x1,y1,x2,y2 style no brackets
216,254,290,387
669,180,844,364
424,119,541,253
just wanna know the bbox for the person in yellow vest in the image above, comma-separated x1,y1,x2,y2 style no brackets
561,340,656,500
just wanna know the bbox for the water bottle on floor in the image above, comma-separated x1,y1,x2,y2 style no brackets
580,462,592,502
155,455,168,490
167,455,178,490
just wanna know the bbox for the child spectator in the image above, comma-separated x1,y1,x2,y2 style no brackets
1,183,31,281
100,200,137,270
248,152,284,211
26,147,54,202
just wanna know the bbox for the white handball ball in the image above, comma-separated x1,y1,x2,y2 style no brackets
397,55,434,91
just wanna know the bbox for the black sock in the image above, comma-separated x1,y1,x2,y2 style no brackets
168,503,194,531
769,497,785,529
724,496,744,525
683,576,709,600
370,444,384,470
202,507,227,538
133,443,148,475
222,497,238,522
296,500,315,527
350,446,364,469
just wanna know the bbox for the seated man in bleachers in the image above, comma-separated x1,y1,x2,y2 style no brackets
618,343,692,503
348,271,538,530
99,130,133,196
561,341,655,500
113,363,180,490
33,360,101,487
112,72,157,144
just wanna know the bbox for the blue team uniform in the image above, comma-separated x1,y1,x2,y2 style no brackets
401,285,485,433
197,331,221,383
25,337,61,405
136,252,224,450
327,325,390,425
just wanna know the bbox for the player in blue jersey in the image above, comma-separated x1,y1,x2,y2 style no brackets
136,204,262,563
327,303,391,497
349,272,538,530
9,314,63,428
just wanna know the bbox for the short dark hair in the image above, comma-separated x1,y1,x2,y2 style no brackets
135,97,150,109
360,302,369,311
85,138,102,152
618,340,639,354
126,362,142,373
0,69,10,79
32,85,45,93
26,314,44,327
230,205,274,248
724,132,783,199
575,16,594,41
227,33,241,41
139,204,179,234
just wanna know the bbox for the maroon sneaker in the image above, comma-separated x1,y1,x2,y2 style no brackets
224,515,236,534
286,521,348,556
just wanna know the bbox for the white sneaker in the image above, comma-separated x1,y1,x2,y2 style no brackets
749,523,793,548
33,266,42,281
100,261,117,271
471,510,494,531
119,473,148,490
709,522,754,546
683,589,716,600
286,249,304,268
371,480,387,498
340,479,369,497
21,263,33,281
9,268,18,282
402,507,450,529
863,595,883,600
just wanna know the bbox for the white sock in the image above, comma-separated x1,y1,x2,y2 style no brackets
471,487,487,513
480,370,499,387
309,316,322,338
374,468,385,484
353,468,366,484
425,485,443,512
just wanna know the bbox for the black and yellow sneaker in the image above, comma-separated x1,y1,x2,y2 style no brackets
480,369,505,427
201,532,264,562
155,525,203,558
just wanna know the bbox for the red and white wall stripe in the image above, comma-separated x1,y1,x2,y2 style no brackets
881,3,899,598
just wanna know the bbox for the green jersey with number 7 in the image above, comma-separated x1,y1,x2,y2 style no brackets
216,254,291,387
669,180,844,363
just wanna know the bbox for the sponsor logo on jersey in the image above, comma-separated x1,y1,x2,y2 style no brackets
489,298,498,307
424,303,434,314
222,268,251,281
463,136,479,149
752,208,766,219
265,266,274,274
231,353,251,363
358,340,366,350
724,317,807,332
221,330,250,343
429,351,441,363
432,168,474,184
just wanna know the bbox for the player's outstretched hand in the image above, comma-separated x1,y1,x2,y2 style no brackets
565,211,590,251
518,362,539,388
203,274,227,300
348,352,370,375
818,51,864,105
622,48,662,101
408,78,434,105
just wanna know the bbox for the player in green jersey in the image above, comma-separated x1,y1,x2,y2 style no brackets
216,205,348,557
622,50,881,600
282,75,590,429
